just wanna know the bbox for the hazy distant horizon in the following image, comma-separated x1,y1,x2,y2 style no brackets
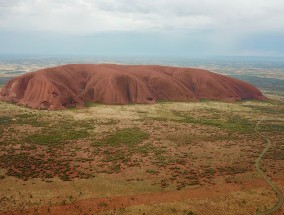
1,54,284,71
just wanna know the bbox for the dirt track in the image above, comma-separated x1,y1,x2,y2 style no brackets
255,120,284,215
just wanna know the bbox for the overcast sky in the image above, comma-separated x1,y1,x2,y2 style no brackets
0,0,283,57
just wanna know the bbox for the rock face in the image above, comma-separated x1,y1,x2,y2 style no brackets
0,64,266,110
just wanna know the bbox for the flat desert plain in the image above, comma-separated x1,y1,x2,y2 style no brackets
0,96,283,214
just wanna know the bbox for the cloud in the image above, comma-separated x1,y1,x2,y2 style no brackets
0,0,283,34
0,0,283,56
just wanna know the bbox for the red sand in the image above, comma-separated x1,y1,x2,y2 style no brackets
9,178,284,215
0,64,266,110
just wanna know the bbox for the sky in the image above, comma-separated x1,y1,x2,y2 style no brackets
0,0,284,57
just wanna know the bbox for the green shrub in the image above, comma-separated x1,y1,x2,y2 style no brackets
172,111,254,133
146,169,158,174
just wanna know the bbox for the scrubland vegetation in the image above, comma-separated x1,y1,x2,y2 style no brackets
0,97,283,214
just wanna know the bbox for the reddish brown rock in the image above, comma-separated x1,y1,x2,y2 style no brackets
0,64,267,110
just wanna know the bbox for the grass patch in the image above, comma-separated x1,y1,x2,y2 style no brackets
168,133,234,145
172,110,254,133
259,124,284,132
243,104,284,115
14,113,47,127
0,116,13,125
93,127,149,148
26,129,89,146
85,101,100,107
25,120,91,147
146,169,158,174
99,119,117,125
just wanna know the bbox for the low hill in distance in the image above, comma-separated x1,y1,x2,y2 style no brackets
0,64,266,110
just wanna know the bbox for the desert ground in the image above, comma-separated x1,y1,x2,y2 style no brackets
0,94,283,214
0,58,283,215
